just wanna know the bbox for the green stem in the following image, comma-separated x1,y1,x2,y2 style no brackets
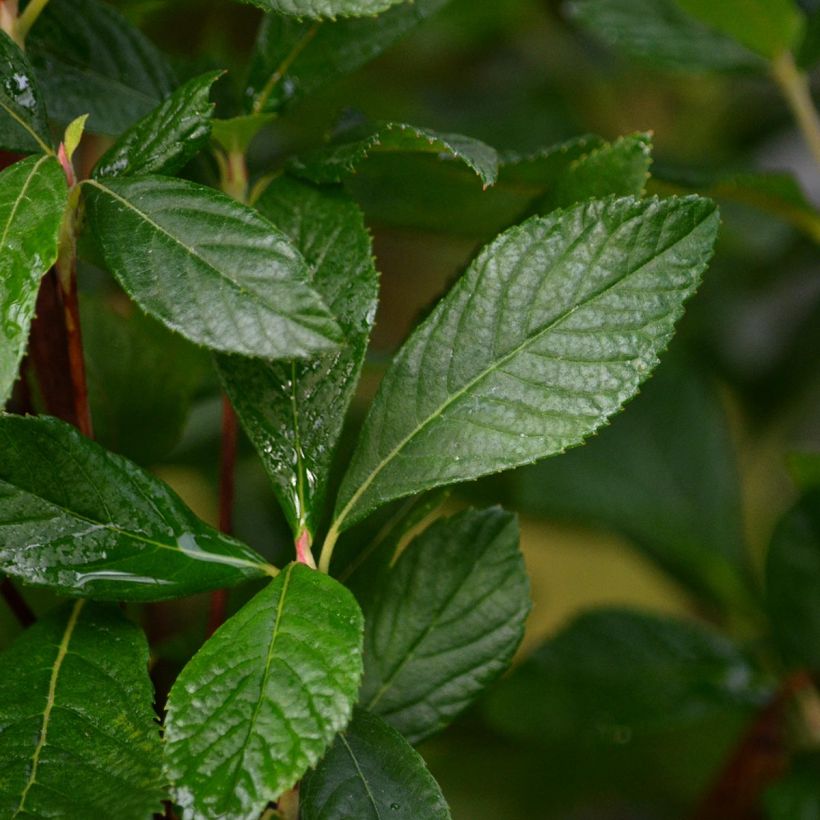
772,50,820,168
15,0,49,43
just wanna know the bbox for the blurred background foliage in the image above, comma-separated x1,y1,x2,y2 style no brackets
4,0,820,817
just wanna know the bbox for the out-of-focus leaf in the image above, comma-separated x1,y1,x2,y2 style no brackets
301,709,451,820
27,0,176,134
237,0,408,21
0,155,67,404
361,508,530,744
164,564,364,820
764,755,820,820
0,601,163,818
0,414,272,600
766,490,820,671
788,452,820,491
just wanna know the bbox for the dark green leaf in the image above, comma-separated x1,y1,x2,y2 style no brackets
0,155,67,404
0,31,52,154
568,0,765,73
0,414,271,600
26,0,176,134
92,71,221,179
788,452,820,491
82,175,343,359
676,0,804,58
301,708,451,820
360,507,529,744
765,755,820,820
82,297,209,465
331,195,719,533
504,361,755,613
798,10,820,68
217,176,378,539
164,563,364,820
245,0,451,114
289,120,498,189
237,0,408,20
485,608,768,743
0,600,163,818
766,490,820,671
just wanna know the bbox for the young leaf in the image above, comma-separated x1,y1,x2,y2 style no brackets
26,0,177,134
504,360,756,613
82,297,209,465
360,507,530,744
92,71,221,179
245,0,451,114
0,414,272,600
568,0,765,73
217,177,378,539
289,120,499,189
766,490,820,671
0,601,163,818
237,0,408,21
331,195,719,534
676,0,804,59
164,563,364,820
485,608,768,743
82,176,343,359
301,709,451,820
0,31,52,154
0,155,68,404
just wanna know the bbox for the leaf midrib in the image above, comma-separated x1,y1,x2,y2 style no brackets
334,202,711,530
0,155,51,252
339,731,382,818
0,97,52,155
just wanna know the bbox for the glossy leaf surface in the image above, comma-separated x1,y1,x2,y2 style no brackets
238,0,408,21
301,709,451,820
766,490,820,671
92,71,220,179
334,195,719,531
0,414,271,600
289,120,498,189
0,155,67,404
27,0,177,134
246,0,450,113
164,564,364,820
218,176,378,538
361,507,529,743
0,601,163,818
0,32,52,154
83,175,343,359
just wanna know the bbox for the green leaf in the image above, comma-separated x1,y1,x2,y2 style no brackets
301,708,451,820
245,0,451,114
331,195,719,533
26,0,177,135
503,361,755,613
0,600,163,818
787,452,820,492
676,0,804,58
764,755,820,820
0,155,68,404
217,177,378,539
485,608,768,743
0,414,272,600
92,71,221,179
164,563,364,820
360,507,529,744
82,297,209,465
237,0,409,21
289,120,498,189
569,0,765,73
798,9,820,68
82,175,343,359
210,113,276,155
766,490,820,671
62,113,88,162
0,31,52,154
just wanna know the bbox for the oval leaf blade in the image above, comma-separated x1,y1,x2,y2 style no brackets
0,414,271,600
164,564,364,820
0,155,68,403
238,0,409,21
361,507,530,744
0,601,163,818
217,176,378,539
83,175,343,359
333,195,719,532
301,708,451,820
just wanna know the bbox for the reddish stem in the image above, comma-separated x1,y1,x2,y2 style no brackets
0,578,35,627
206,397,238,637
295,529,316,569
59,269,93,438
